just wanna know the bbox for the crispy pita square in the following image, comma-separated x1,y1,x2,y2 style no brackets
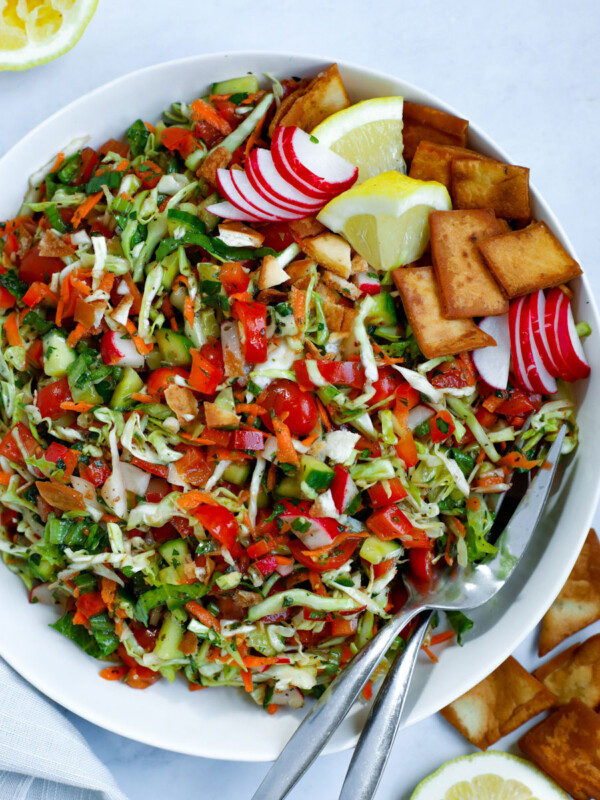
429,209,509,318
409,140,492,188
302,233,352,278
451,158,531,222
539,530,600,656
440,656,556,750
268,79,310,137
402,101,469,161
392,266,496,359
276,64,350,133
478,220,582,298
519,699,600,800
535,635,600,709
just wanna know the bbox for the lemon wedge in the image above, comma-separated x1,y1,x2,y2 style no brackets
0,0,98,71
410,752,569,800
311,97,405,182
317,171,451,271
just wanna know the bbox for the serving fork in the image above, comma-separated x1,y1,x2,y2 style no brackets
252,426,566,800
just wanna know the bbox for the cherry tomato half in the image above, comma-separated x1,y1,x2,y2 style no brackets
258,379,318,438
288,537,360,573
369,367,419,410
146,366,190,396
19,246,65,285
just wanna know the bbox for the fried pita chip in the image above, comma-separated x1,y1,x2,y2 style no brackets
268,79,310,137
519,699,600,800
478,220,582,298
302,233,352,278
36,481,86,512
408,140,492,188
440,655,556,750
392,266,496,359
539,530,600,656
402,101,469,161
451,158,531,222
276,64,350,133
534,634,600,709
429,209,509,318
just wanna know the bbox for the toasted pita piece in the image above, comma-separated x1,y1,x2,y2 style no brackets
218,221,264,249
302,233,352,278
429,210,508,318
321,270,362,301
519,699,600,800
539,530,600,656
259,255,289,290
322,298,345,332
197,145,231,187
409,140,492,188
268,79,310,137
36,481,86,512
534,635,600,709
351,253,369,274
289,217,326,239
478,220,582,298
204,401,239,429
403,101,468,161
276,64,350,133
165,384,198,426
285,258,314,289
451,158,531,222
340,307,357,333
392,266,496,359
440,656,556,750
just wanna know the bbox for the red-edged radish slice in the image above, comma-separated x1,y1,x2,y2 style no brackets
228,168,305,221
472,313,510,390
216,169,279,222
407,405,434,431
247,148,325,212
206,200,263,223
280,512,339,550
556,294,591,380
100,331,145,369
509,297,534,392
330,466,358,514
530,289,559,377
271,128,337,199
519,295,557,394
544,288,579,381
279,126,359,194
354,272,381,295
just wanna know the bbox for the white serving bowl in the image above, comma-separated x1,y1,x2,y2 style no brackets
0,51,598,762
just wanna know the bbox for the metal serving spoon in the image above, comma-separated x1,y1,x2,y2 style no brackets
252,426,566,800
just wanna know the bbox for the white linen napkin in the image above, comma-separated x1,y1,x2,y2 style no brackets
0,658,129,800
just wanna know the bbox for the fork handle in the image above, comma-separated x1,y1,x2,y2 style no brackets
251,605,421,800
338,611,434,800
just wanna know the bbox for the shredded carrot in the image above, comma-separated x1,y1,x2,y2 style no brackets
170,317,179,331
272,416,299,466
475,448,486,465
130,393,154,404
186,600,221,632
421,644,439,663
499,451,540,471
429,630,455,647
184,295,195,330
100,665,128,681
177,491,220,510
60,401,94,413
209,447,253,462
115,159,130,173
50,152,65,172
362,680,373,701
100,577,118,613
315,397,332,432
98,272,115,294
235,403,267,416
123,273,143,314
66,323,88,348
241,670,253,693
125,319,154,355
0,472,13,486
303,530,368,558
71,191,103,229
3,312,22,347
466,496,481,511
371,340,404,365
300,430,321,448
274,556,293,566
69,276,92,296
190,98,232,135
308,570,327,597
101,514,119,523
242,656,279,668
189,682,204,691
267,461,277,493
482,395,505,413
290,286,306,329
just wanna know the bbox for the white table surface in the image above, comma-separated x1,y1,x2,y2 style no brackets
2,0,600,797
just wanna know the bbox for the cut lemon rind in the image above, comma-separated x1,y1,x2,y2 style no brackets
0,0,98,71
410,751,569,800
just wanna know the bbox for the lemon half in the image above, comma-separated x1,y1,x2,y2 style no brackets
410,751,568,800
311,96,405,183
0,0,98,71
317,171,451,271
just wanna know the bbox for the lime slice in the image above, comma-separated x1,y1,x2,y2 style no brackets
317,170,451,271
0,0,98,71
312,97,405,182
410,751,569,800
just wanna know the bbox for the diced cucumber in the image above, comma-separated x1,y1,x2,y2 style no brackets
197,262,219,282
155,612,185,681
200,308,219,339
365,291,397,326
43,330,75,378
359,536,402,565
159,538,190,585
29,556,54,582
256,488,269,509
145,348,162,371
215,386,236,414
211,75,259,95
274,476,302,499
156,329,193,366
223,462,251,485
109,367,144,409
71,383,103,405
215,571,242,591
301,455,335,493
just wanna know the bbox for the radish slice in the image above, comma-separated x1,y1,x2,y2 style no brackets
556,295,591,380
330,466,359,514
509,298,534,392
472,313,510,390
247,149,325,212
228,169,305,221
216,169,279,221
279,126,359,194
530,290,559,377
545,288,578,381
100,331,145,369
519,296,557,394
271,128,336,199
280,513,339,550
354,272,381,296
206,200,263,223
407,405,434,431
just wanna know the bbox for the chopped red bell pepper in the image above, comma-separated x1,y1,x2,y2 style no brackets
429,410,455,444
394,430,419,468
23,282,57,308
366,504,430,547
409,546,434,582
220,262,250,295
193,504,242,558
247,539,272,559
232,430,265,451
232,300,267,363
130,457,169,479
0,422,38,463
75,591,107,619
160,126,197,158
45,442,78,478
0,286,15,309
79,458,111,487
368,478,408,508
188,349,223,395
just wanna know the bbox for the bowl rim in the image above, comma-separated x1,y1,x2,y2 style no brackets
1,49,599,761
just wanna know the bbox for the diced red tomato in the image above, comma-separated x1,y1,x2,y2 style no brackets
372,559,395,579
294,360,365,390
409,547,434,584
131,625,159,651
73,148,100,185
288,537,360,573
75,591,106,619
160,127,197,158
495,389,542,417
199,338,225,373
231,300,268,363
211,98,240,128
98,139,129,158
35,377,72,420
79,458,111,487
0,422,38,463
0,286,15,309
146,477,170,503
258,379,318,438
18,246,65,284
220,262,250,295
247,539,272,559
369,367,419,410
146,367,190,397
174,446,212,487
259,222,297,251
172,516,194,538
394,430,418,468
475,407,498,428
367,504,430,547
134,161,162,189
45,442,78,478
1,508,19,530
368,478,408,508
151,523,179,543
193,504,242,557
